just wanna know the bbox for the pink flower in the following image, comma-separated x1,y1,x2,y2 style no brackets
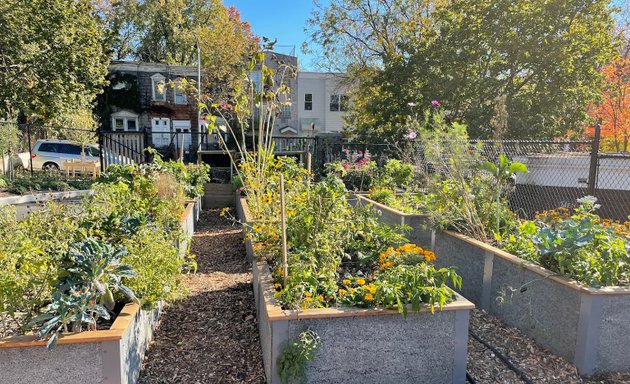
404,129,417,140
431,100,441,106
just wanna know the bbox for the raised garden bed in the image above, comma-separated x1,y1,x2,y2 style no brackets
356,195,435,250
0,202,197,384
359,195,630,376
237,196,473,384
0,190,93,220
203,183,234,209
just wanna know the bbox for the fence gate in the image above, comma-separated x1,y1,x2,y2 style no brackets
98,130,147,169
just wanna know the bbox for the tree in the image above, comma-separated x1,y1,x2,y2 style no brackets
100,0,257,102
0,0,109,124
309,0,618,141
589,57,629,152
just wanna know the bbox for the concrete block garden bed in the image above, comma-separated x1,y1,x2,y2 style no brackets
237,197,474,384
0,201,197,384
359,195,630,376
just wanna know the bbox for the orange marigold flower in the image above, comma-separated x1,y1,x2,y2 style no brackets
316,295,324,302
364,293,374,301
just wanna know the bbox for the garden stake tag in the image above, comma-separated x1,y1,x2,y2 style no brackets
280,174,289,284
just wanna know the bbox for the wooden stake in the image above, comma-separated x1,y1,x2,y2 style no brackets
306,151,312,174
280,174,289,285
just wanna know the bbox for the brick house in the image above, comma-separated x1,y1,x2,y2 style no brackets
97,61,201,159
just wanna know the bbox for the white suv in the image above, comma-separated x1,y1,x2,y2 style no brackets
30,139,100,171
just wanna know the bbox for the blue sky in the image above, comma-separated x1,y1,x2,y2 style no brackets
224,0,326,70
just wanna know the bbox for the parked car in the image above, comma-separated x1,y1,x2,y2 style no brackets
28,139,132,171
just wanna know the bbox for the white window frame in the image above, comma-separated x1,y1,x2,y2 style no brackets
151,73,166,101
174,78,187,104
111,111,139,131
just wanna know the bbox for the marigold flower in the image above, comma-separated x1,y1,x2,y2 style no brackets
364,293,374,301
305,297,313,303
274,283,282,289
356,278,366,286
304,291,312,297
424,250,436,262
342,279,351,286
338,289,347,295
316,295,324,302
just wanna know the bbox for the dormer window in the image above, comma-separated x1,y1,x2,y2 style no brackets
174,78,187,104
151,73,166,101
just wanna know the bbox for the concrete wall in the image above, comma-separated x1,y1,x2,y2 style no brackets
0,305,161,384
430,231,630,376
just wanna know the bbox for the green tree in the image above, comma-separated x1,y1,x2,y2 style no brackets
310,0,618,140
0,0,109,123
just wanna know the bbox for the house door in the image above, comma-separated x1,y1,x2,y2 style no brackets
172,120,192,151
151,118,171,148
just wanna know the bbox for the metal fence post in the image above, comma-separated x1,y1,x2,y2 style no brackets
26,123,33,176
97,128,104,172
587,121,601,197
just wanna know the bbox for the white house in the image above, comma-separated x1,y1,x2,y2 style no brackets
297,72,348,137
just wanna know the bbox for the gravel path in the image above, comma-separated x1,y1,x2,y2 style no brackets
138,210,265,384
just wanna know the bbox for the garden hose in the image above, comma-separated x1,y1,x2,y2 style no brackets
469,331,534,384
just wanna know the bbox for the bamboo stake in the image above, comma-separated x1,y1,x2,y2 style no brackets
280,174,289,285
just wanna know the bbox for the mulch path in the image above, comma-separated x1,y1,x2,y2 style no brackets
467,309,630,383
138,210,265,384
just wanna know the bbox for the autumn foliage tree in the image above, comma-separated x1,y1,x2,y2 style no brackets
589,57,630,152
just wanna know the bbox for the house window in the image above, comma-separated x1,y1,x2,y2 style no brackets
280,104,291,120
174,79,187,104
304,94,312,110
151,73,166,101
330,95,348,112
111,113,139,131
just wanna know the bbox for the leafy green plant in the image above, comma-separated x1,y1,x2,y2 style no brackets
278,329,320,384
503,197,630,287
29,237,136,348
28,290,111,348
373,264,461,316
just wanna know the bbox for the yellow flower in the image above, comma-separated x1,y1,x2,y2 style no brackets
316,295,324,302
338,289,347,295
366,284,377,294
349,288,356,294
356,278,366,286
424,250,436,262
342,279,351,286
274,283,282,289
305,297,313,303
304,292,312,297
364,293,374,301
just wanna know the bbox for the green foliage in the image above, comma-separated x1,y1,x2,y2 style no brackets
0,0,108,122
381,159,414,189
0,203,80,333
503,197,630,287
310,0,618,139
325,148,377,191
372,264,461,316
278,329,320,384
0,157,200,339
